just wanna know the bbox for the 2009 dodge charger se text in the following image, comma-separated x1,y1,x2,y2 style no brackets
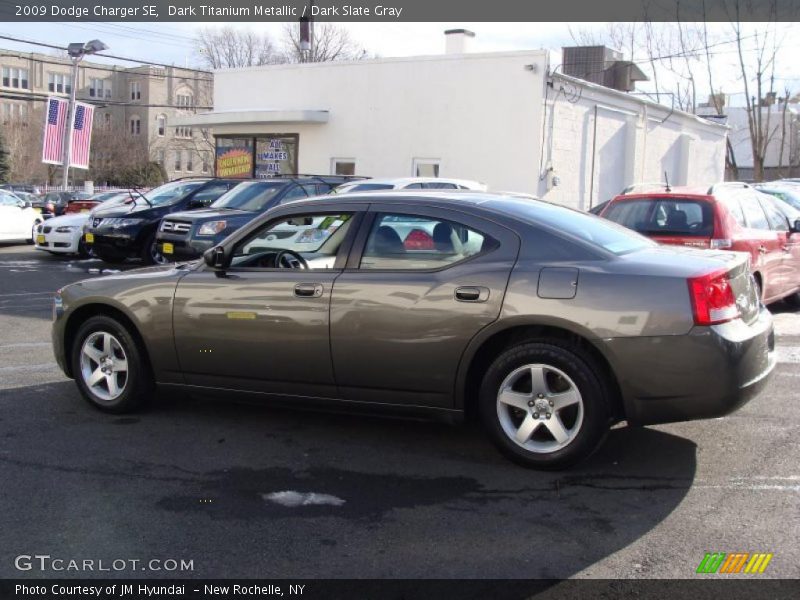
51,192,776,469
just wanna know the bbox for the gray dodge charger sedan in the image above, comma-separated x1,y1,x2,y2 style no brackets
52,192,776,469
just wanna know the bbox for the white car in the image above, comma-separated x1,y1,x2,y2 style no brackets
333,177,487,194
34,212,91,257
0,189,43,243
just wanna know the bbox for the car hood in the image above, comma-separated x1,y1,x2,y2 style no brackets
45,213,90,227
92,201,170,221
166,207,254,222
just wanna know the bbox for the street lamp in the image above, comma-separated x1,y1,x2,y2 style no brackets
62,39,108,190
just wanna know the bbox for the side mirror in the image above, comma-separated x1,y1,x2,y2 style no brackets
24,201,32,208
793,219,800,234
203,245,228,269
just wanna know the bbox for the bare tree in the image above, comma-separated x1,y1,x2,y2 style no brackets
731,1,784,181
280,23,369,63
0,103,49,183
195,26,279,69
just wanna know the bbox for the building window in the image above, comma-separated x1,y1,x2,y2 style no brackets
157,114,166,136
129,116,141,136
186,152,194,172
130,81,141,101
176,93,193,108
202,152,210,173
1,102,27,123
413,158,441,178
331,158,356,176
103,113,111,127
48,73,72,94
157,149,165,166
2,67,29,89
174,150,182,172
89,78,111,98
175,126,192,139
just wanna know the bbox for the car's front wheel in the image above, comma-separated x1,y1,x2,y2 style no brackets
479,341,610,470
140,233,169,266
70,315,153,413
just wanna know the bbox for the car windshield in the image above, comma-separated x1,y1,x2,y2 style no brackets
143,180,208,206
603,197,715,238
0,192,21,206
758,188,800,211
211,181,284,211
501,199,655,255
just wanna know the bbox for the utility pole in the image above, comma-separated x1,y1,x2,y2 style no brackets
62,39,108,190
299,2,314,62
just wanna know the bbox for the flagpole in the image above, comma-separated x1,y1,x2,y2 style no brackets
61,54,80,190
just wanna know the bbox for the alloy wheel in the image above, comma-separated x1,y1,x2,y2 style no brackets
496,363,584,453
79,331,129,401
149,240,169,265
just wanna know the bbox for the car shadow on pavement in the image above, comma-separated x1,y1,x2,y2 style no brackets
1,381,697,579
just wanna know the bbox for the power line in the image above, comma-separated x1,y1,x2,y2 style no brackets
0,33,211,75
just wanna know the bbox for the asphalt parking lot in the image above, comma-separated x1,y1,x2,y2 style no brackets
1,242,799,579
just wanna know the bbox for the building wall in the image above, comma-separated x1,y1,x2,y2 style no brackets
542,75,728,209
0,50,214,184
723,105,799,174
212,51,549,192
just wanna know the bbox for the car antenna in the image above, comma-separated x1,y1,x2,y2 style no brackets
664,171,672,193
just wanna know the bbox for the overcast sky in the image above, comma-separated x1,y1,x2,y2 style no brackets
1,21,798,108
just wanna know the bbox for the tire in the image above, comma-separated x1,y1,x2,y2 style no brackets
93,249,126,264
77,237,92,259
70,315,154,413
479,340,610,470
26,220,41,245
140,233,168,266
785,291,800,309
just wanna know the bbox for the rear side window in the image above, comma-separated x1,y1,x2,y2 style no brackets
759,196,789,231
603,197,715,237
360,213,491,270
720,196,747,227
739,194,770,230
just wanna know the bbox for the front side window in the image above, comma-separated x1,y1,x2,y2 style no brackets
360,213,490,270
231,213,354,270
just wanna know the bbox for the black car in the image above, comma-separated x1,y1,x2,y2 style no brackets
85,178,240,265
156,176,360,261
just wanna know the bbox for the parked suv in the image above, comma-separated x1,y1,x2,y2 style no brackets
599,182,800,306
85,178,241,265
156,176,360,261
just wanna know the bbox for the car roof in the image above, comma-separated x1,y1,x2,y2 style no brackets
344,177,483,187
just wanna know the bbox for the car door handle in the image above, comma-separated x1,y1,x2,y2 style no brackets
758,246,767,254
294,283,323,298
782,245,791,253
455,286,489,302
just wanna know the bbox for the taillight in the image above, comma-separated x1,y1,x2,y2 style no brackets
688,269,740,325
710,239,733,249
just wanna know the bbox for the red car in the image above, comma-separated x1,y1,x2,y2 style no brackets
599,182,800,306
64,190,131,214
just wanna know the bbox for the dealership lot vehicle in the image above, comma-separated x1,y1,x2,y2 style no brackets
755,183,800,212
156,176,360,261
332,177,487,194
42,190,92,216
599,182,800,306
84,178,241,265
0,188,43,243
64,190,133,214
53,192,775,469
34,212,92,257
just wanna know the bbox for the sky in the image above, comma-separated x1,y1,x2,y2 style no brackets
1,21,798,109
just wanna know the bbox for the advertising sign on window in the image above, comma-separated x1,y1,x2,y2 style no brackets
255,135,298,178
215,137,253,178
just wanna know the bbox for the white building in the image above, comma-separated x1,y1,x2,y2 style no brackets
177,31,728,210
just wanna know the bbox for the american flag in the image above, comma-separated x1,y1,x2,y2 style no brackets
69,102,94,169
41,97,68,164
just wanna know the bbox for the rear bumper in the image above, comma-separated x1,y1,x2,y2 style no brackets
606,306,776,425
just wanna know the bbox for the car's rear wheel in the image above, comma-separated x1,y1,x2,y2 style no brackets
785,291,800,309
479,341,610,470
70,315,153,413
140,233,169,266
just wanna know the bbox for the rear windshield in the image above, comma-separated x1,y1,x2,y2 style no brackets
604,197,715,237
758,188,800,211
345,183,395,192
211,181,284,212
144,180,208,206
